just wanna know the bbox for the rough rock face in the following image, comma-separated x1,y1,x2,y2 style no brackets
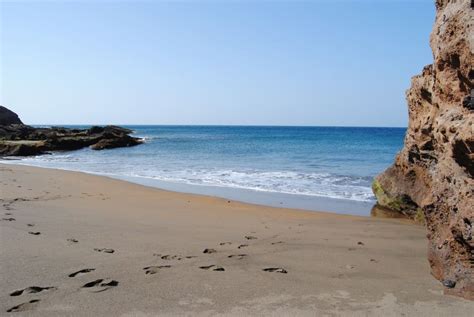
0,106,23,125
0,107,143,156
373,0,473,300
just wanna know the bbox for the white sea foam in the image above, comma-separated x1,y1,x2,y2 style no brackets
4,154,375,202
126,169,375,202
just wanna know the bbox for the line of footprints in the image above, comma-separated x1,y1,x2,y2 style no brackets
6,234,288,313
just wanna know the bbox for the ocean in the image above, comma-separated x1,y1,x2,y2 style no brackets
2,126,406,216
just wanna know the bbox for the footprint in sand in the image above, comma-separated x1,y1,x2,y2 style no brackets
94,248,114,254
271,241,284,245
28,231,41,235
81,279,118,292
238,244,248,249
10,286,56,297
6,299,40,313
203,248,217,254
27,223,35,227
199,264,215,270
159,254,182,260
199,265,225,271
245,236,257,240
2,217,15,221
67,238,79,243
263,268,288,274
4,212,12,215
143,265,171,275
227,254,247,259
219,242,232,246
69,268,95,277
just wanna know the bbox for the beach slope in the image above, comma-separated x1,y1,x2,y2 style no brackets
1,164,473,316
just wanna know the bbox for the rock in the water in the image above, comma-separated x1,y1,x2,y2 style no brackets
0,107,143,156
90,135,142,150
373,0,473,300
0,106,23,125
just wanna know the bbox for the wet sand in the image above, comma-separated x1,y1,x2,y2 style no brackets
1,163,473,316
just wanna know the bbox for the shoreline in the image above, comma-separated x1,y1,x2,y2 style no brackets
1,163,472,315
0,160,375,216
0,162,364,219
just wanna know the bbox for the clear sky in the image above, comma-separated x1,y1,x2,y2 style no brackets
0,0,435,127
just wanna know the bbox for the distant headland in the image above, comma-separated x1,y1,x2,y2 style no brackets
0,106,143,156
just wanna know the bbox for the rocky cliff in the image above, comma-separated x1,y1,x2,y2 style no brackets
373,0,473,300
0,106,143,156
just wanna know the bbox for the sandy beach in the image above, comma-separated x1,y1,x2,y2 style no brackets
0,163,473,316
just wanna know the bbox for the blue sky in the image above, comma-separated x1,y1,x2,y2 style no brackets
1,0,435,127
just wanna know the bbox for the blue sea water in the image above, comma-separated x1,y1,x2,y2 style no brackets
3,126,406,215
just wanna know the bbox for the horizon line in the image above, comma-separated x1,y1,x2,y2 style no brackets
29,123,408,129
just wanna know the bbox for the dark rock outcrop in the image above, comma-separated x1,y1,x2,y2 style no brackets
90,134,141,150
0,107,143,156
0,141,47,156
373,1,473,300
0,106,23,125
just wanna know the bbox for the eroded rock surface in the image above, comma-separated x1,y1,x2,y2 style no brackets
0,106,143,156
373,0,473,300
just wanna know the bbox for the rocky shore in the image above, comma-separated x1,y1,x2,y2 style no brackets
0,106,143,156
373,0,473,300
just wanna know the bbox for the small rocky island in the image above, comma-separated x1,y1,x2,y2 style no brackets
0,106,143,156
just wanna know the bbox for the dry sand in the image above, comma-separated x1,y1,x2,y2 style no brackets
0,163,473,316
